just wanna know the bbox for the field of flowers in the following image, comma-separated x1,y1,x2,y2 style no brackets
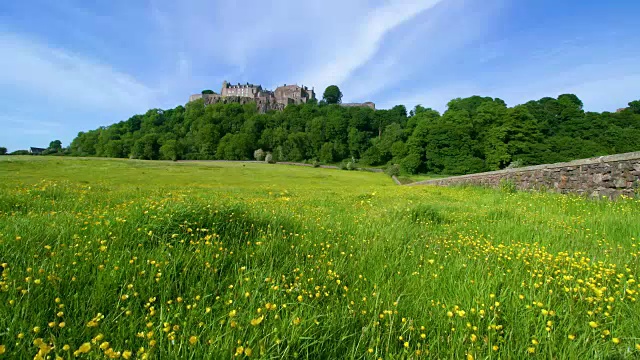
1,156,639,359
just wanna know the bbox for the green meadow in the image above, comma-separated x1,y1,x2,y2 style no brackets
0,156,639,359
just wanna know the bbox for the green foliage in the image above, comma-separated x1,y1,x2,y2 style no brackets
10,150,30,155
400,153,422,174
318,142,336,164
0,147,6,155
160,139,182,161
322,85,343,104
66,93,640,176
131,133,161,160
201,89,216,94
346,160,356,171
506,159,523,169
48,140,62,150
499,178,517,193
384,164,400,177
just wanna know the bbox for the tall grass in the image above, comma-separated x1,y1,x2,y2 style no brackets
0,156,639,359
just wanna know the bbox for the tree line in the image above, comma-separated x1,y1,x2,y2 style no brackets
25,86,640,175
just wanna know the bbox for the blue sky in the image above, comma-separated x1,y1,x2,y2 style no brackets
1,0,639,152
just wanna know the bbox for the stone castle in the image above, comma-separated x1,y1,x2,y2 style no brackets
189,81,375,112
189,81,316,113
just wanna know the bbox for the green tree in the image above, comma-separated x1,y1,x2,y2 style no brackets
423,110,484,175
70,130,99,156
66,88,640,177
216,134,253,160
201,90,216,94
319,142,336,163
103,140,125,158
132,134,161,160
0,147,7,155
49,140,62,151
160,139,182,161
322,85,343,104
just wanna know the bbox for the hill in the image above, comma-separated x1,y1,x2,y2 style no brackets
68,95,640,175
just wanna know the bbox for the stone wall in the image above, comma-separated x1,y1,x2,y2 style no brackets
341,102,376,109
409,152,640,199
189,94,203,102
189,94,285,113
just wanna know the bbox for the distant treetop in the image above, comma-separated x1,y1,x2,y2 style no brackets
322,85,343,104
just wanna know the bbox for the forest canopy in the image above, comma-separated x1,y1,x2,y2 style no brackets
68,93,640,175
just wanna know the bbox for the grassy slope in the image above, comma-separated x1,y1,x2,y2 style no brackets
0,156,639,359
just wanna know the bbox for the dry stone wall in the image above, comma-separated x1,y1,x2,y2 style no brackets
409,152,640,199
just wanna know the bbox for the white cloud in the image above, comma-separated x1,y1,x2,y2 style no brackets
322,0,507,103
299,0,444,93
146,0,446,97
0,32,158,111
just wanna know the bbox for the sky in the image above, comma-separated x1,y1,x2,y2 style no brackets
1,0,639,152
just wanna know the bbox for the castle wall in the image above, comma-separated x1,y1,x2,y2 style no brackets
194,94,284,113
408,152,640,199
190,81,371,113
341,102,376,109
189,94,203,102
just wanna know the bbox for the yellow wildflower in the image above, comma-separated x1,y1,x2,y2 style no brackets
250,316,264,326
235,346,244,356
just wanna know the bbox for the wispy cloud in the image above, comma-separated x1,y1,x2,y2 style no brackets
0,32,158,111
147,0,447,96
298,0,444,93
341,0,507,102
1,0,638,153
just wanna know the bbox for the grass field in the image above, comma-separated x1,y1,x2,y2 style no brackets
1,156,639,359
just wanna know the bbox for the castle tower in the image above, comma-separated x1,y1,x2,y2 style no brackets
221,81,228,96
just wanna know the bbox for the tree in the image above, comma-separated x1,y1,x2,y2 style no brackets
49,140,62,151
66,86,640,177
254,149,265,161
10,150,30,155
0,147,6,155
103,140,125,158
160,139,182,161
319,142,336,163
322,85,343,104
202,90,216,94
132,134,161,160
